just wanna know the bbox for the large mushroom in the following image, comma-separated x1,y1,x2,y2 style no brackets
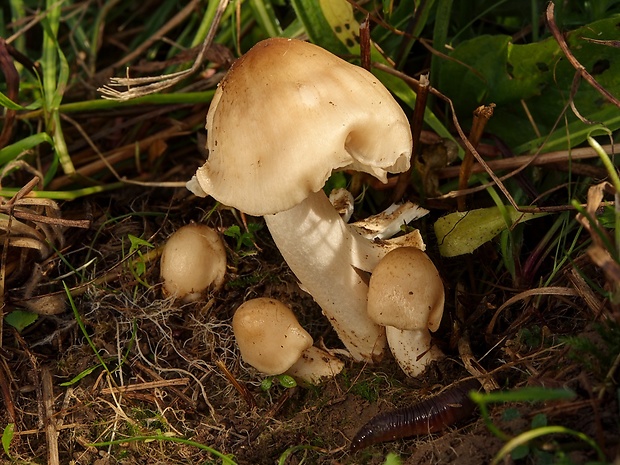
188,38,413,361
367,247,445,377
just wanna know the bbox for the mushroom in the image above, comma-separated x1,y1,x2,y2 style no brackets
160,224,227,302
232,297,344,385
188,38,413,361
367,247,445,377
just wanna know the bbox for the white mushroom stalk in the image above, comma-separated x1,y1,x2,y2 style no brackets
188,38,413,362
265,191,392,361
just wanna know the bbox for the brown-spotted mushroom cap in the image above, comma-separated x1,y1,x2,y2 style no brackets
367,247,445,376
189,38,413,362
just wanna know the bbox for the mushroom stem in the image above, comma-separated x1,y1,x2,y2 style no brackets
264,190,389,361
385,327,444,377
286,345,345,385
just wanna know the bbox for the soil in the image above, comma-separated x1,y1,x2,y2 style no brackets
1,179,618,465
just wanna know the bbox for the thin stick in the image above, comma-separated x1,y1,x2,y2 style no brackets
48,112,203,190
98,0,230,100
374,62,521,211
487,287,579,335
359,15,371,72
0,358,15,422
546,2,620,108
392,74,430,202
108,0,201,71
215,360,256,410
437,143,620,178
42,367,60,465
100,378,189,395
457,104,495,211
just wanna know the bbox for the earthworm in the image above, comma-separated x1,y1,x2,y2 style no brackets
350,378,481,452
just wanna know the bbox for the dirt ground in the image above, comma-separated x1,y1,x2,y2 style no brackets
1,172,619,465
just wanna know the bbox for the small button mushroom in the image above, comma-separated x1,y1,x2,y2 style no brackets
188,37,413,362
367,247,445,377
160,224,226,302
232,297,344,385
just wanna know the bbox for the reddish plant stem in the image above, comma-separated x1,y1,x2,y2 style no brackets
457,104,495,211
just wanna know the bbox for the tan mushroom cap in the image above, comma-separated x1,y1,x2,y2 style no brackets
160,224,226,301
367,247,444,332
190,37,412,216
232,298,313,375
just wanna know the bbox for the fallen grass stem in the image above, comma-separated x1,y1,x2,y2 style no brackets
492,426,605,465
0,181,125,200
98,0,230,101
63,281,111,375
18,91,216,119
89,435,237,465
99,378,189,395
437,143,620,179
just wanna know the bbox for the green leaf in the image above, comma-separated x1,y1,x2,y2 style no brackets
434,206,547,257
59,364,103,387
501,407,521,421
223,225,241,240
471,386,576,404
128,234,154,252
260,377,273,391
0,91,25,110
2,423,14,459
0,133,54,165
510,444,530,460
4,311,39,332
531,413,548,428
438,17,620,152
383,452,403,465
277,374,297,388
291,0,349,55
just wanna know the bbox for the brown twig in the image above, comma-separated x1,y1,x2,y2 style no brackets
486,287,580,335
455,288,499,393
0,38,19,149
565,268,606,318
48,113,202,190
107,0,201,71
359,15,371,72
546,2,620,109
436,143,620,178
0,356,15,422
392,74,430,202
373,62,521,211
457,104,495,211
42,367,59,465
99,378,190,395
132,361,197,409
215,359,256,410
99,0,230,100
